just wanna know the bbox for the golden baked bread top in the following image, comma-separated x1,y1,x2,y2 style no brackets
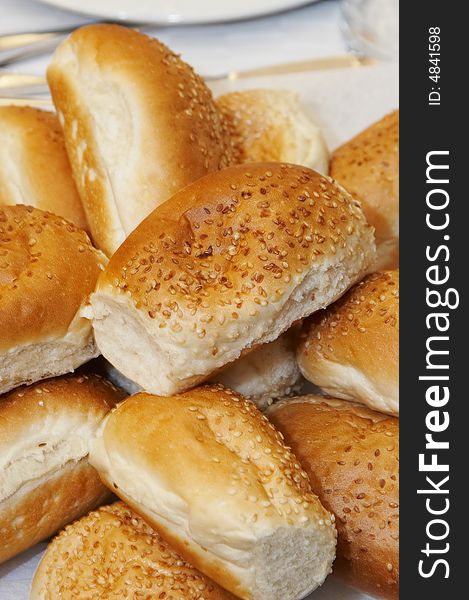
0,205,106,351
31,501,236,599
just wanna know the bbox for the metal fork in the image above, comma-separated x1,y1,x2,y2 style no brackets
0,53,377,105
0,23,150,68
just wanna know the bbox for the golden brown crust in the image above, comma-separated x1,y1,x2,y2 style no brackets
268,395,399,599
47,24,235,255
0,106,88,231
89,385,337,599
91,162,375,394
100,162,371,310
31,502,236,599
330,110,399,269
0,374,125,564
297,270,399,415
0,460,110,565
0,205,106,351
217,90,328,172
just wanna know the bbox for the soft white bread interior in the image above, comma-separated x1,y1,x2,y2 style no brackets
0,205,107,395
30,501,237,599
104,331,301,408
0,374,125,564
0,106,88,231
217,89,329,174
47,24,235,255
267,395,399,599
297,270,399,415
89,386,337,600
89,162,376,396
330,110,399,270
212,330,302,409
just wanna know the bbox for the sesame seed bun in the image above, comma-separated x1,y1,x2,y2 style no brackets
330,110,399,270
297,270,399,415
0,205,107,395
89,386,337,600
47,24,235,256
0,374,125,565
31,501,236,600
217,89,329,174
267,395,399,600
0,106,88,231
89,162,376,396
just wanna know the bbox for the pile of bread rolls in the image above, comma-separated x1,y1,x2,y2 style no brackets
0,23,399,600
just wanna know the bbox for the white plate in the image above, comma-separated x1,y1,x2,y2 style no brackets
34,0,318,24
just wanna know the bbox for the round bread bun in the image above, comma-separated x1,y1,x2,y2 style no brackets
90,162,376,396
330,110,399,270
297,270,399,415
217,89,329,173
0,205,107,395
0,106,88,231
212,330,302,409
0,373,125,565
267,395,399,599
47,24,235,256
89,386,337,600
30,501,236,599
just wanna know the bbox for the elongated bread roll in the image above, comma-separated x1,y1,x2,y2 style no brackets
89,162,376,396
268,395,399,599
218,89,329,174
47,24,235,255
31,502,236,599
0,106,87,230
330,110,399,270
297,270,399,415
0,205,107,395
89,386,337,600
0,374,125,564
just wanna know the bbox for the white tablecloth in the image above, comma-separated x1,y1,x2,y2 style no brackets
0,0,344,76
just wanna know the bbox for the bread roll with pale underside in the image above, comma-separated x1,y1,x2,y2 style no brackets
89,386,337,600
268,395,399,599
298,270,399,415
213,331,302,409
0,374,125,565
100,331,301,409
47,24,235,256
89,162,376,396
31,501,236,599
0,106,88,231
218,89,329,174
0,205,107,395
330,110,399,270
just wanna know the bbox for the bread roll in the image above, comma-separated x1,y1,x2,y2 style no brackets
0,205,107,395
297,270,398,415
330,110,399,270
89,162,376,396
218,89,329,173
0,106,88,231
213,331,301,409
0,374,125,564
268,395,399,599
89,386,337,600
47,24,235,256
31,501,236,599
